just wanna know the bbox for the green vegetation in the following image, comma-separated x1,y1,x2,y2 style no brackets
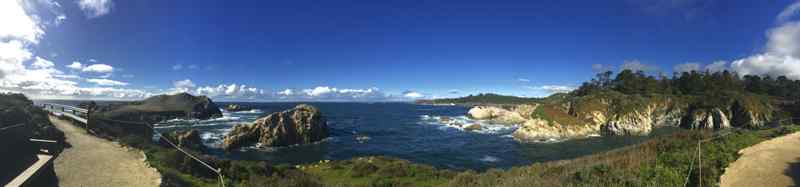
442,126,800,187
109,123,800,187
421,93,540,105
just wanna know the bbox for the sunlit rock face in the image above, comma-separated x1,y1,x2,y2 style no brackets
222,104,328,150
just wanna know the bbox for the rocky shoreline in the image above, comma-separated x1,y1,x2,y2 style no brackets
464,93,773,142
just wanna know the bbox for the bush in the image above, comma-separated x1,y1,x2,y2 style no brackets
350,161,378,178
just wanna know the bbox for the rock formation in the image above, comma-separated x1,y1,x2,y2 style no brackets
465,93,774,142
224,104,252,112
222,104,328,150
162,130,206,151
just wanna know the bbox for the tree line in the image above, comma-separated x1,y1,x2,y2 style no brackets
575,69,800,99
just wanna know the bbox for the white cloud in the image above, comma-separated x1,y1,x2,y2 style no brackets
82,64,114,73
705,61,729,72
87,78,128,86
778,1,800,23
172,64,183,70
172,79,196,93
526,85,575,95
32,56,54,69
729,19,800,79
278,89,294,96
620,60,657,72
0,0,145,100
66,61,83,70
402,91,424,99
0,0,44,43
55,15,66,25
766,22,800,58
673,63,701,73
78,0,113,18
517,78,530,82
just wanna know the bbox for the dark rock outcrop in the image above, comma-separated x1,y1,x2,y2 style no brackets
224,104,252,112
161,130,206,151
222,104,328,150
95,93,222,122
90,93,222,138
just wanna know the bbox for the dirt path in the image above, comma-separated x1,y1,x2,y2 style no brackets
720,132,800,187
50,116,161,187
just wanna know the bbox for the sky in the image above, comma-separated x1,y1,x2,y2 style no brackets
2,0,800,101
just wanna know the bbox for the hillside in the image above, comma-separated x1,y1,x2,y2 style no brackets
418,93,542,105
439,70,797,141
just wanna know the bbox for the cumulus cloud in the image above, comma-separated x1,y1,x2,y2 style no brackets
0,0,146,100
620,60,657,72
517,78,530,82
705,61,729,72
87,78,128,86
673,63,702,73
172,64,183,70
539,85,575,94
402,90,424,99
525,85,575,95
730,18,800,79
66,62,83,70
591,64,613,73
78,0,113,18
82,64,114,73
778,1,800,23
0,0,44,43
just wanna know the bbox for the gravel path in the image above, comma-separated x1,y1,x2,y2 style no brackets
51,116,161,187
720,132,800,187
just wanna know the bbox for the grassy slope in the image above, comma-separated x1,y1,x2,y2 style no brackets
115,126,799,187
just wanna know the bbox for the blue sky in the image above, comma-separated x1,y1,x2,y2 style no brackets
3,0,800,101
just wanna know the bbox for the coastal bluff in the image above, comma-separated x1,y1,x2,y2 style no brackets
463,91,773,142
222,104,329,150
88,93,223,138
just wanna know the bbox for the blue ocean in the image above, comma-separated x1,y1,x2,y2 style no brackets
147,102,675,170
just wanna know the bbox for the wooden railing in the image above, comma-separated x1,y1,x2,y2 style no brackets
1,123,61,187
37,103,227,187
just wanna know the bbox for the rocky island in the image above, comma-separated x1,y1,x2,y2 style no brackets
222,104,329,150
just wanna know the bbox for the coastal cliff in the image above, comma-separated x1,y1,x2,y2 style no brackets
222,104,329,150
465,91,774,141
88,93,223,138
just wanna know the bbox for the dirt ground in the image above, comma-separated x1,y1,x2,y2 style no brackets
720,132,800,187
50,116,161,187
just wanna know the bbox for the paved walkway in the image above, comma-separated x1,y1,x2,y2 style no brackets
50,116,161,187
720,132,800,187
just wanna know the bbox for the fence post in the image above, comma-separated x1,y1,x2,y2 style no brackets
698,140,702,187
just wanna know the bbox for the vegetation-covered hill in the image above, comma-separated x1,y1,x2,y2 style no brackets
418,93,542,105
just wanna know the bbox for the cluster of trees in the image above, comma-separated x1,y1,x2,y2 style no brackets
575,69,800,99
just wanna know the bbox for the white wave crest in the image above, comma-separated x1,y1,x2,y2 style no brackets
419,115,518,135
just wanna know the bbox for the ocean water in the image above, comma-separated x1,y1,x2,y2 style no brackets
38,100,677,170
152,102,677,170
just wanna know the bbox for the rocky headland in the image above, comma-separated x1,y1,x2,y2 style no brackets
464,91,774,142
87,93,223,138
222,104,329,150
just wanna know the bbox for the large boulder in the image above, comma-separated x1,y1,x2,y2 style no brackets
161,130,206,151
467,105,533,124
224,104,252,112
222,104,328,150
